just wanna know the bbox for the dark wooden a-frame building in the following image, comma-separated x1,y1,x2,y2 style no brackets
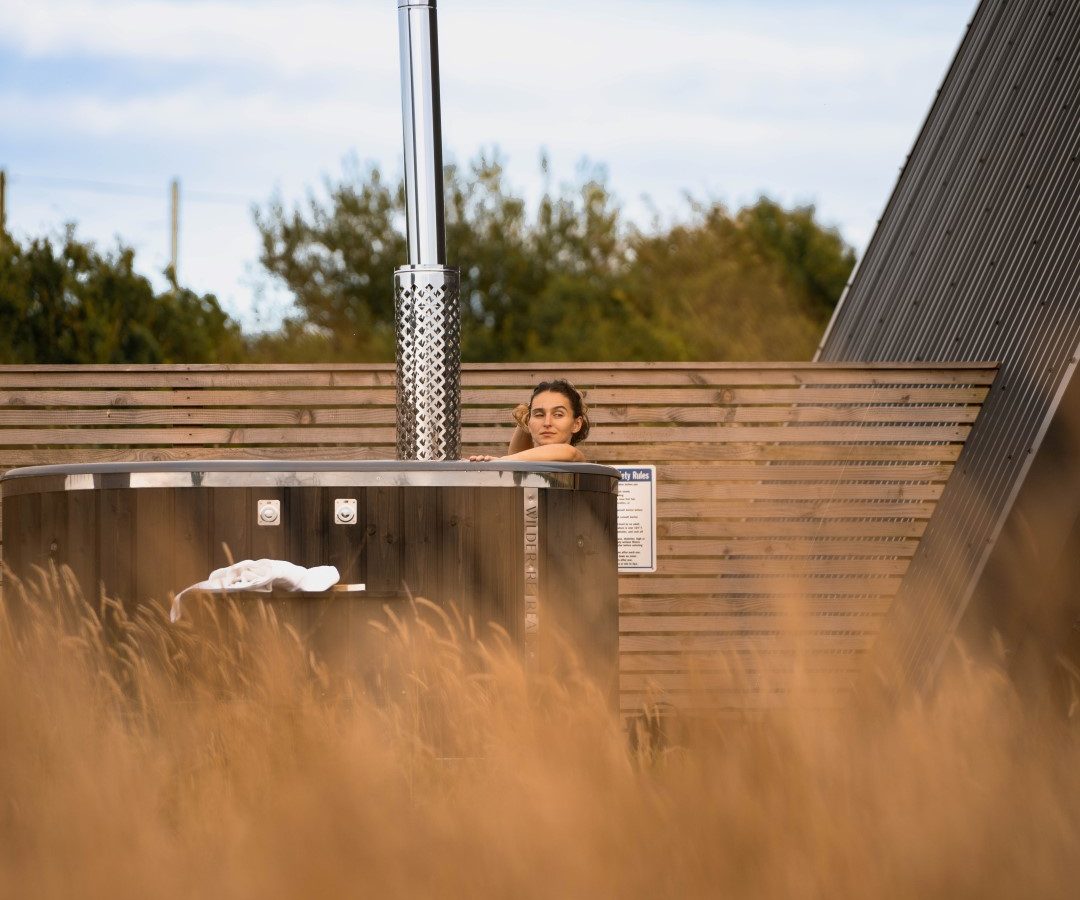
818,0,1080,691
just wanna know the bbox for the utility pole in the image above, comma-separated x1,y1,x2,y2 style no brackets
0,169,7,234
169,177,180,281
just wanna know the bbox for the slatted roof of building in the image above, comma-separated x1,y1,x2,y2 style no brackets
817,0,1080,688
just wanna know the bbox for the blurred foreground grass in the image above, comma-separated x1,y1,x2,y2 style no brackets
1,567,1079,899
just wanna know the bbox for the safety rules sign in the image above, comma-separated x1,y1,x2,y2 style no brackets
615,465,657,573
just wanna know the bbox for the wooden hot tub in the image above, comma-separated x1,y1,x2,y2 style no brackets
0,460,619,689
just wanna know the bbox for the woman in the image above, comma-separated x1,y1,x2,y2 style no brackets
468,379,590,462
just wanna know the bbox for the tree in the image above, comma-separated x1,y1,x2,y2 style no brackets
254,152,665,362
253,161,404,362
626,198,856,360
253,151,856,362
444,152,668,361
735,198,856,319
0,225,244,364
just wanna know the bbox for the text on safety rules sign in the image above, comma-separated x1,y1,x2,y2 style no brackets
615,465,657,573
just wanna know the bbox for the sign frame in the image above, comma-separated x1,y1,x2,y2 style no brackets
614,464,657,573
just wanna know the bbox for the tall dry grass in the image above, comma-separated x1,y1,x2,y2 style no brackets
2,567,1079,899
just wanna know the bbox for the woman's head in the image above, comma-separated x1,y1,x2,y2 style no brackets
527,380,590,447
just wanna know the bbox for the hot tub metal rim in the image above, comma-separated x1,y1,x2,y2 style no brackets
0,460,620,498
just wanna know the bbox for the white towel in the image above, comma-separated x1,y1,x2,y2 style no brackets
170,559,340,622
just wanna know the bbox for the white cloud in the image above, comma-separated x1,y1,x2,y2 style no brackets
0,88,397,144
4,0,952,87
0,0,978,327
4,0,396,75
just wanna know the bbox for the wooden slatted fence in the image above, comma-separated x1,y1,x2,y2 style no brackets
0,362,995,713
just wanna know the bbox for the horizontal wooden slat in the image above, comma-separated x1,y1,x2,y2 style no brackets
0,446,398,466
9,364,393,372
0,408,395,427
655,538,921,556
0,426,398,445
619,596,893,614
0,389,403,408
618,650,865,672
0,363,999,389
657,482,944,501
0,424,973,445
654,463,956,482
620,633,876,652
0,372,996,391
0,443,966,467
586,406,981,425
620,614,884,633
618,576,903,595
536,425,972,443
0,385,991,407
483,386,990,404
647,557,910,576
0,404,982,427
0,372,385,389
547,444,963,462
619,690,853,712
0,361,997,372
620,672,861,691
657,518,928,538
656,500,937,518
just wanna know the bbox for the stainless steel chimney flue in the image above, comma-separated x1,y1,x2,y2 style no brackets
394,0,461,461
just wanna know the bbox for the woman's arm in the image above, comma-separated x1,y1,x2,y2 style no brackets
467,403,585,463
501,443,585,463
507,403,533,454
508,425,533,454
467,443,585,463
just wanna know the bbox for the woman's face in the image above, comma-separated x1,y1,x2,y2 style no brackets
528,390,583,446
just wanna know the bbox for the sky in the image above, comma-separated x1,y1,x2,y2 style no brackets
0,0,979,331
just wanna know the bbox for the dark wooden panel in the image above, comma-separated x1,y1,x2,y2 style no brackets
38,490,68,578
363,487,402,595
64,489,98,607
2,494,38,597
327,487,364,585
284,484,324,569
474,487,521,643
401,488,440,603
435,487,479,628
210,488,250,569
174,488,212,597
541,486,619,697
97,489,134,609
134,489,174,608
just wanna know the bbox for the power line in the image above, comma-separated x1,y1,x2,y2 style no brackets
6,172,253,205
